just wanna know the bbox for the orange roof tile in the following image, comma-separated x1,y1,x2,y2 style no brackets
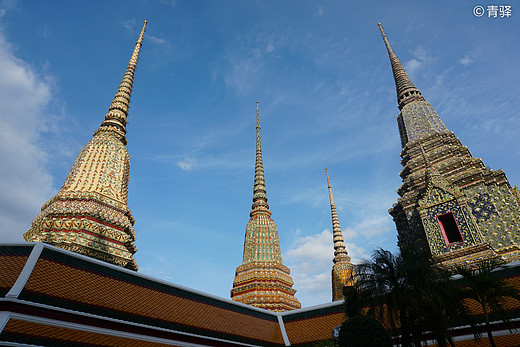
0,246,31,297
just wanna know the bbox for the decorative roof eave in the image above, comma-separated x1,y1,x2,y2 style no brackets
1,243,348,345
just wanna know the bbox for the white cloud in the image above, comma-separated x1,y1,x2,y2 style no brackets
318,6,324,16
284,229,369,306
224,56,262,93
285,230,333,305
412,46,429,62
0,0,17,14
342,226,357,239
0,32,54,241
459,55,474,67
147,34,167,46
221,32,286,93
120,18,137,33
351,214,393,238
405,47,435,76
405,58,422,75
177,155,196,171
287,229,333,266
344,242,370,264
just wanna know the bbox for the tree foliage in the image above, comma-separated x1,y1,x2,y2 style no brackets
338,314,392,347
346,248,469,347
456,260,520,347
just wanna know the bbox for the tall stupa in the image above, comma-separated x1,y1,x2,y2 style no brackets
24,21,148,270
231,102,301,311
380,23,520,266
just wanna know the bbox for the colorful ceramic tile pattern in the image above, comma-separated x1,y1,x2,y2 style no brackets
379,24,520,266
325,169,356,301
231,102,301,312
23,21,148,271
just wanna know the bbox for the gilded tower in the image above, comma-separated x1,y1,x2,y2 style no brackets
379,24,520,266
24,21,147,271
231,102,301,311
326,169,355,301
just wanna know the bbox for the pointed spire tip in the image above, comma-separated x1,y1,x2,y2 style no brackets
95,19,146,144
378,23,424,109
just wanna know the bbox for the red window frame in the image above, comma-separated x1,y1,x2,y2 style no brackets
437,212,463,246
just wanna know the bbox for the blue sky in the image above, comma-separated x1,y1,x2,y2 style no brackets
1,1,519,307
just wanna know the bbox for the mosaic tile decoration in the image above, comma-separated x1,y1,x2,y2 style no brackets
326,169,356,301
23,22,148,271
231,102,301,312
380,25,520,267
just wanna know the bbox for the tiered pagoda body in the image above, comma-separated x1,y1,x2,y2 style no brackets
379,24,520,266
23,21,148,271
231,102,301,311
326,169,356,301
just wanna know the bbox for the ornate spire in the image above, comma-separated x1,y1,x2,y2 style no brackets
231,101,301,311
384,25,520,268
378,23,425,110
94,20,147,145
24,21,147,271
326,169,355,301
379,23,448,147
326,168,350,263
251,101,270,215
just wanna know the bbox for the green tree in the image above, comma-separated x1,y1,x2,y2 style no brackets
456,260,520,347
338,314,392,347
406,261,466,347
352,248,468,347
353,249,415,346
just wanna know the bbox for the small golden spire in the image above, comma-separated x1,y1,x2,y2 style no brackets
326,168,350,263
94,20,147,145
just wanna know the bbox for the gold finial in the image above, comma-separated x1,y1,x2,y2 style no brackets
137,20,147,44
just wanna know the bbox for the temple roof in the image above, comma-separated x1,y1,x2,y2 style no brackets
1,243,342,346
4,243,520,345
